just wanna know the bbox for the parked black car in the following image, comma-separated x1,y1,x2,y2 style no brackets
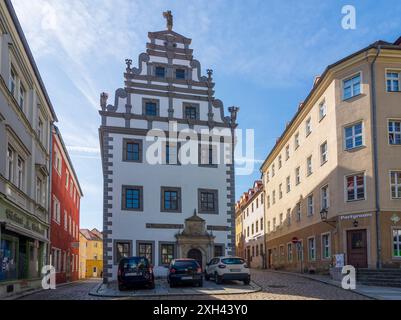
167,259,203,288
117,257,155,291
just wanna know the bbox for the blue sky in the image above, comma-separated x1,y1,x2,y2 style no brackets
11,0,401,230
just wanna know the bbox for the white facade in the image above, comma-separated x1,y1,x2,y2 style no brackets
99,26,238,281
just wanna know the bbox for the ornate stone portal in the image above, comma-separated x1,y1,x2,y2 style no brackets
176,211,215,269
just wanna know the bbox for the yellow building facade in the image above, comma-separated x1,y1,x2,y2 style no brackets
79,229,103,279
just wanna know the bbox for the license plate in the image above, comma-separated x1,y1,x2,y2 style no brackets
181,276,192,280
231,269,241,272
125,273,139,276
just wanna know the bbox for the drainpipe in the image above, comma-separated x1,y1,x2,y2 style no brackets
370,45,382,269
47,124,54,267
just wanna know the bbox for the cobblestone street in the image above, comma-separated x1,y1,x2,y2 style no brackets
18,270,369,300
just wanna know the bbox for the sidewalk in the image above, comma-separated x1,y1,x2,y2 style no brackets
267,270,401,300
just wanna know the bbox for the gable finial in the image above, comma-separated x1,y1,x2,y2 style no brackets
163,10,173,31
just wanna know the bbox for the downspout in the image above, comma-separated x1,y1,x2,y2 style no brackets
370,45,382,269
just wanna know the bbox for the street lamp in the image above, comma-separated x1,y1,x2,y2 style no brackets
320,208,336,228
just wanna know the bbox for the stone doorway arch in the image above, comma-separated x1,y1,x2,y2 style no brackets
187,248,203,267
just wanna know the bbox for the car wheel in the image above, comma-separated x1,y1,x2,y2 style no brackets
215,273,223,285
118,284,125,291
244,278,251,285
148,282,155,289
204,272,210,281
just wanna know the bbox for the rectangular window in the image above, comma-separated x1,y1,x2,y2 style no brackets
19,84,25,109
343,73,361,100
267,195,270,208
287,209,291,226
160,244,175,265
307,156,313,176
390,171,401,199
295,167,301,185
6,145,14,182
53,197,61,224
278,155,282,169
176,69,186,80
306,117,312,136
345,122,363,150
322,234,331,259
285,145,290,160
36,177,43,205
279,213,283,225
308,237,316,261
37,117,43,143
17,156,24,191
115,241,131,264
184,106,198,120
123,139,142,162
393,229,401,258
65,171,69,189
389,120,401,145
198,189,218,214
271,164,275,177
273,218,276,231
294,133,300,150
161,187,181,212
386,71,400,92
307,195,314,216
319,101,327,121
64,210,68,231
297,241,304,261
10,66,16,96
199,143,217,167
267,221,271,233
260,218,264,231
296,202,301,222
256,220,259,233
165,142,179,165
279,184,283,199
346,174,365,201
321,185,329,209
138,242,153,265
287,243,293,262
286,176,291,193
122,186,143,211
272,190,276,205
320,141,328,165
251,224,254,235
145,102,158,116
155,66,166,78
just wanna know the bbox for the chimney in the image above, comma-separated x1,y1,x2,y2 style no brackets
313,75,321,87
298,102,304,110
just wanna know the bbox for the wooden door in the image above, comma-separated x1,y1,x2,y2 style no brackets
347,229,368,268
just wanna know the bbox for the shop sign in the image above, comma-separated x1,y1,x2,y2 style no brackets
340,213,372,221
5,209,46,237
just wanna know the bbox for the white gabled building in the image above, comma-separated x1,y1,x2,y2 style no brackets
99,12,239,282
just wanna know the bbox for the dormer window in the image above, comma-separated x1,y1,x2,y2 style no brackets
176,69,185,80
155,66,166,78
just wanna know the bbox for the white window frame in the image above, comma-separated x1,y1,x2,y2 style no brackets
54,148,62,176
393,228,401,258
6,145,15,183
388,119,401,145
64,210,68,231
53,196,61,224
342,72,362,100
19,82,26,109
386,69,401,92
390,171,401,199
294,132,300,150
287,243,293,262
10,65,17,96
321,185,329,210
307,194,314,216
320,141,328,165
305,117,312,136
307,155,313,176
321,233,331,260
295,167,301,185
286,176,291,193
285,145,290,160
319,100,327,121
16,155,25,191
308,236,316,261
345,173,366,202
296,202,301,222
344,121,364,150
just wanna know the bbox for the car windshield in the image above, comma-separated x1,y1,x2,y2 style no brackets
122,258,148,269
172,261,199,270
221,258,245,265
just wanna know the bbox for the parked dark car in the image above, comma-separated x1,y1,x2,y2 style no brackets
167,259,203,288
117,257,155,291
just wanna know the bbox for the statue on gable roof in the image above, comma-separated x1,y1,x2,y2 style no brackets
163,10,173,31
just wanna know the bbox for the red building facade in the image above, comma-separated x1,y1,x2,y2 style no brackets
50,126,83,284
